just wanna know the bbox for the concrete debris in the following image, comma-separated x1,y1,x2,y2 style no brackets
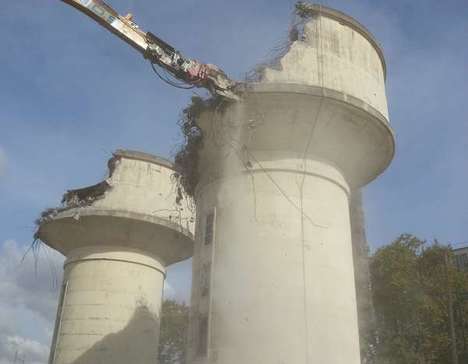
61,181,111,207
34,208,61,226
246,2,325,82
34,148,195,364
173,96,226,197
295,1,319,18
34,154,121,231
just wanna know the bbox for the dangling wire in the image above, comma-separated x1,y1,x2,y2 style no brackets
150,62,196,90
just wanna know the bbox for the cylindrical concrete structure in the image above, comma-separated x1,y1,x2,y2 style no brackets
55,247,165,364
37,150,194,364
188,5,394,364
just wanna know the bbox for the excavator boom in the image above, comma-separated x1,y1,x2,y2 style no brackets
61,0,238,99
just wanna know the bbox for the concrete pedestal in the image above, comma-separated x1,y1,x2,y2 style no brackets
50,247,165,364
192,158,357,364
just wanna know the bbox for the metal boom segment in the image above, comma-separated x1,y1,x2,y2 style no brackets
60,0,238,99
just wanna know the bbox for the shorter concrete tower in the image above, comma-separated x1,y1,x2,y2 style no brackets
36,150,194,364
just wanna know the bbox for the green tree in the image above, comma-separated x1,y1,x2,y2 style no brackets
370,234,468,363
158,299,189,364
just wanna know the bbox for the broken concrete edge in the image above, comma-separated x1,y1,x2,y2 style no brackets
35,154,120,234
35,150,174,228
246,82,395,186
34,149,195,242
34,190,109,235
61,151,176,209
34,150,174,237
245,37,294,83
295,2,387,79
42,207,194,240
62,180,111,206
59,152,128,209
33,196,107,240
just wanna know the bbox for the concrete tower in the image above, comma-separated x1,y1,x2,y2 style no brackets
36,150,194,364
188,5,394,364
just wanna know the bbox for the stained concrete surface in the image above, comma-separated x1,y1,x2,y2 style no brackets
37,150,194,364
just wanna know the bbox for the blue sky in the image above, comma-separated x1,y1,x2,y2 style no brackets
0,0,467,362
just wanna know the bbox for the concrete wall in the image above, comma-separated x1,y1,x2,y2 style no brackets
189,158,359,364
262,8,388,119
93,151,194,234
37,150,194,364
453,247,468,271
49,247,165,364
188,6,394,364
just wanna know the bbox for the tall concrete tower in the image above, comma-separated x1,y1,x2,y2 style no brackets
36,150,194,364
188,5,394,364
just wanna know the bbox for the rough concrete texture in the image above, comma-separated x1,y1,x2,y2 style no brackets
261,5,388,119
37,150,194,364
188,6,394,364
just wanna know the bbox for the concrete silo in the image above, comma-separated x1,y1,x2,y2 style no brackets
187,5,394,364
36,150,194,364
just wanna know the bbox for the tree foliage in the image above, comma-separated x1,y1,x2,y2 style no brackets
370,234,468,363
158,299,189,364
156,235,468,364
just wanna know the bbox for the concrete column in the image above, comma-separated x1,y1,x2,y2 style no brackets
36,150,194,364
188,5,394,364
191,157,355,364
51,247,165,364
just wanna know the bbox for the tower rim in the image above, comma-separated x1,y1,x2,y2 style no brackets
196,82,396,188
297,3,387,79
37,207,194,265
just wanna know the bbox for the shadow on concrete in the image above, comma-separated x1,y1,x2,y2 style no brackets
70,305,160,364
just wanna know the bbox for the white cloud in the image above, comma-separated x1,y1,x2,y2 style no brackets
0,240,64,364
0,334,49,364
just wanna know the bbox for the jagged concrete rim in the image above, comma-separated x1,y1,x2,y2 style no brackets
37,207,194,265
241,82,396,186
305,4,387,80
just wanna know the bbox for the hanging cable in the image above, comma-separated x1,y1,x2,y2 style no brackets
297,8,325,364
150,62,195,90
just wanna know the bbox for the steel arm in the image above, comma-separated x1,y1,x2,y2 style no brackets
61,0,238,99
